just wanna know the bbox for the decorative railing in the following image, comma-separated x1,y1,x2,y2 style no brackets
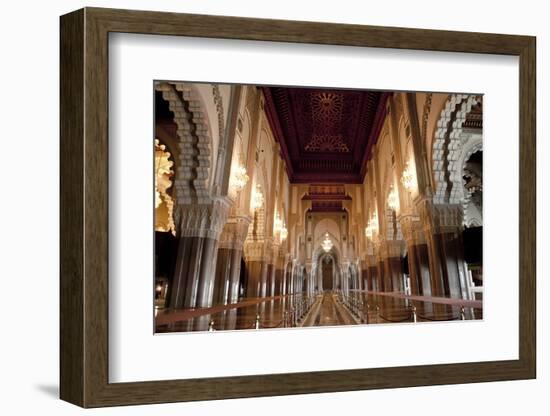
338,293,468,324
207,293,318,331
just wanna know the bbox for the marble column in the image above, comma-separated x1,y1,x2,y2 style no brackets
227,247,244,303
414,201,468,299
365,254,378,291
427,204,468,299
213,216,251,305
360,260,368,292
245,260,263,298
402,214,433,296
372,241,386,292
243,240,270,298
169,199,230,309
380,240,405,292
266,263,275,296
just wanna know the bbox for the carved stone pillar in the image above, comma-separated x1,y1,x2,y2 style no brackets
271,246,285,296
170,198,230,309
400,214,431,296
214,216,251,305
265,242,281,297
379,239,405,292
360,259,368,291
364,245,378,292
371,240,386,292
243,240,270,298
428,203,468,299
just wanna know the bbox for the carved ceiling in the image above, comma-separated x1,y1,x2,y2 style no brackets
263,87,390,183
303,184,351,212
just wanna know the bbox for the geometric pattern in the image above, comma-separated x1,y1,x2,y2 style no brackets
306,92,349,152
310,92,344,125
305,134,349,152
262,86,388,183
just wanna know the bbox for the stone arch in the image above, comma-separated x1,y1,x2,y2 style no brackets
314,218,341,243
155,82,213,205
462,147,483,227
312,243,342,292
432,94,481,205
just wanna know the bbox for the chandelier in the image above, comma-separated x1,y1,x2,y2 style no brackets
280,224,288,241
321,232,333,252
230,163,249,192
387,184,399,211
401,161,415,191
365,211,378,240
251,184,264,210
274,212,283,232
274,212,288,242
365,223,373,239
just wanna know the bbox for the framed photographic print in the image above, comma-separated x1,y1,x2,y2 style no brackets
60,7,536,408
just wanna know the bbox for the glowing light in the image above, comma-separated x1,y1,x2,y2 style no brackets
321,232,333,252
365,224,372,239
364,210,378,240
280,225,288,241
274,213,283,232
230,163,249,192
401,161,415,191
251,184,264,210
387,184,399,211
154,139,175,235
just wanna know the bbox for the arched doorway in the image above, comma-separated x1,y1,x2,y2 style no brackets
321,254,334,291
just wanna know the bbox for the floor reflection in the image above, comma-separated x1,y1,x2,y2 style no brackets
156,291,482,333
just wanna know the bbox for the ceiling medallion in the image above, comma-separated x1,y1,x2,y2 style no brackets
311,92,344,124
305,134,350,152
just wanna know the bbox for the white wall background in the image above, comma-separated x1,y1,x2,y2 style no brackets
0,0,546,414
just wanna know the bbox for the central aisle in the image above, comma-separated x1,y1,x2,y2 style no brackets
303,293,357,327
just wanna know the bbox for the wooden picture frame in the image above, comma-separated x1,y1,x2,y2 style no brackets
60,7,536,408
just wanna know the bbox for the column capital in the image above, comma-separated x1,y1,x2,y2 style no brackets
432,203,464,230
417,201,463,233
379,239,405,258
218,215,252,250
399,213,425,245
175,197,232,240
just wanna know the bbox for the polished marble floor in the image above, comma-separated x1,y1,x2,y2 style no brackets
155,290,482,333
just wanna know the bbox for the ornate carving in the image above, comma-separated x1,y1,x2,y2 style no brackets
447,96,481,204
432,94,481,205
211,84,225,140
176,197,231,240
378,240,404,258
462,143,483,227
218,216,252,250
399,214,424,245
421,93,433,144
422,203,464,231
155,82,213,205
432,94,466,204
243,241,268,262
311,92,344,124
305,134,350,152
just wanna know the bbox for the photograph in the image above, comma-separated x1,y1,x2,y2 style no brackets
153,82,483,333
